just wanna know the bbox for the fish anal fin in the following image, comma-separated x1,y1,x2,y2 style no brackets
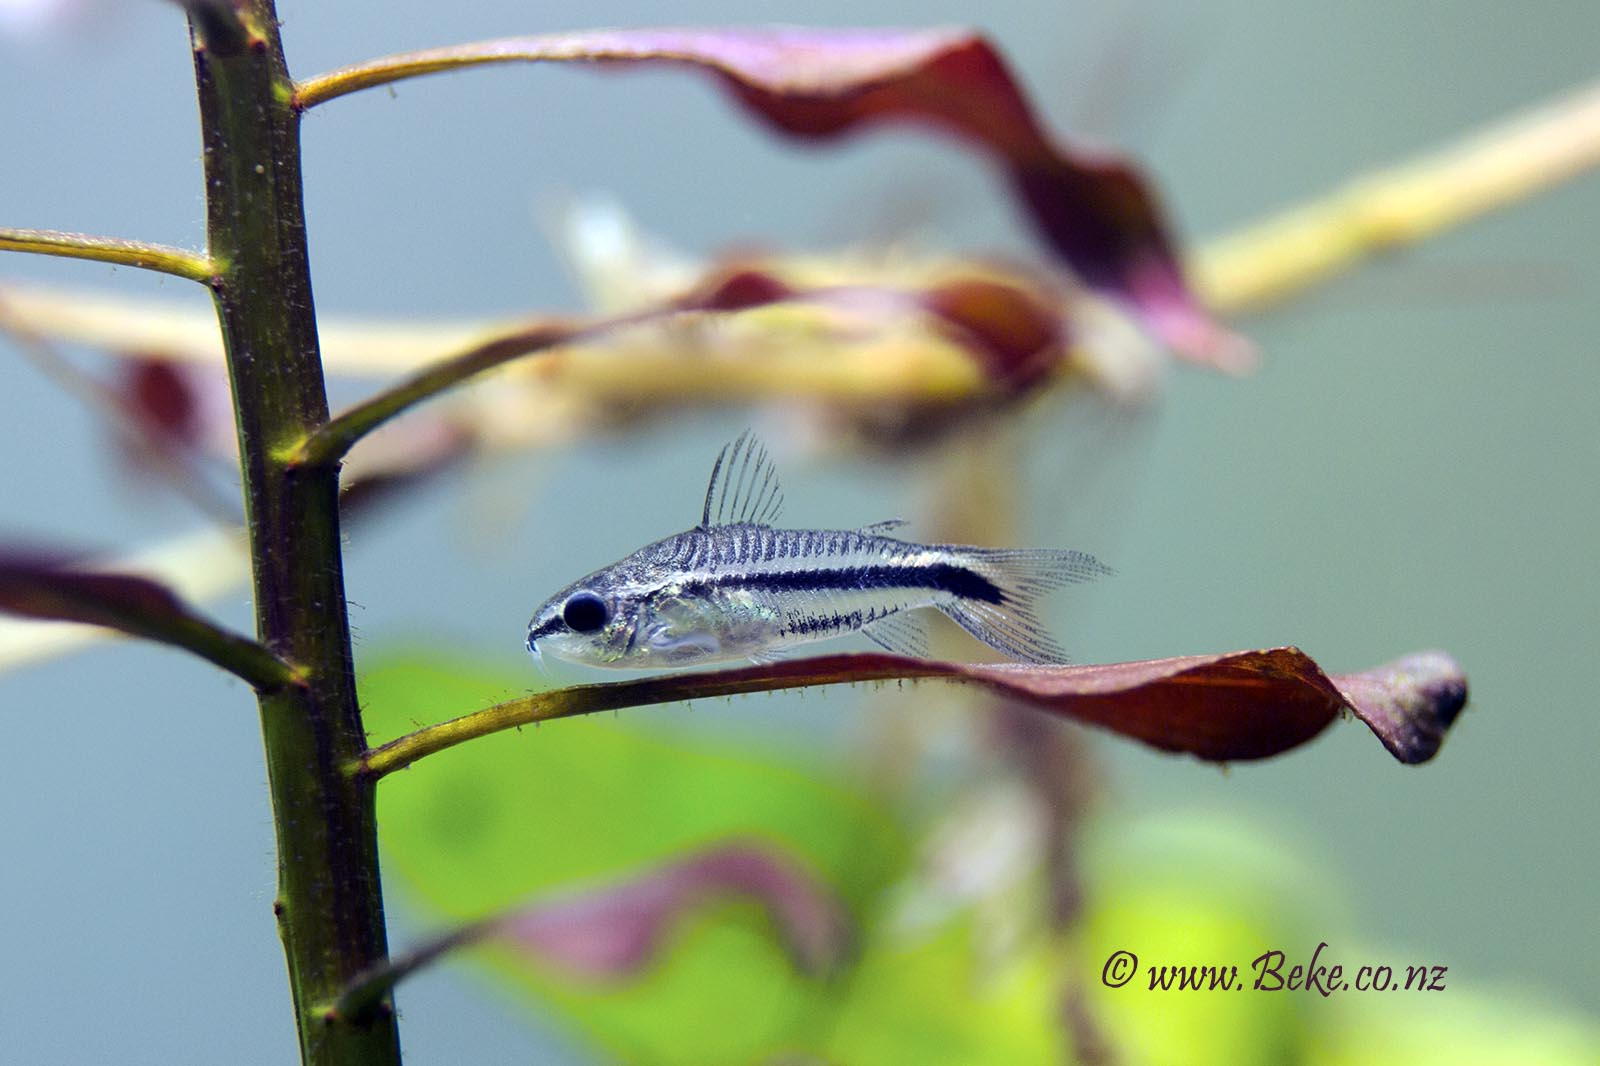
939,599,1069,664
699,429,786,528
862,611,931,659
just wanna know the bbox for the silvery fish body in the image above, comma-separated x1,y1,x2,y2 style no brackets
526,434,1111,669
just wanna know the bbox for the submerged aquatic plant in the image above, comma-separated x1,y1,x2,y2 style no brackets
2,4,1596,1064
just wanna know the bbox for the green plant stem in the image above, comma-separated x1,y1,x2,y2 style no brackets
327,922,495,1026
290,319,577,469
290,300,753,472
289,289,828,471
187,5,402,1065
137,608,302,688
0,227,216,283
358,654,947,778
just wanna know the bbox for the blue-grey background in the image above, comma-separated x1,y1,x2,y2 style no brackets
2,1,1596,1062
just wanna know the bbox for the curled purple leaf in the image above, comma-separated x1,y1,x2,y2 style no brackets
1327,651,1468,764
494,841,850,979
122,357,201,445
0,550,191,631
115,354,236,456
329,841,851,1022
678,266,797,312
0,549,292,689
301,28,1246,361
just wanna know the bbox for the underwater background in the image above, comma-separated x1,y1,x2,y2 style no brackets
1,0,1596,1062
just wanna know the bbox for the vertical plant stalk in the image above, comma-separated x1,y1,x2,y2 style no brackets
187,5,402,1064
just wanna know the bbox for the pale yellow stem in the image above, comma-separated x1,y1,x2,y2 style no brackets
1194,80,1600,314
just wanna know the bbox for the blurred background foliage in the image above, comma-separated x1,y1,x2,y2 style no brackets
1,1,1597,1064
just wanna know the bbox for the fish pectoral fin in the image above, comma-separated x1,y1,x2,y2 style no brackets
862,611,931,659
645,626,723,656
746,646,792,665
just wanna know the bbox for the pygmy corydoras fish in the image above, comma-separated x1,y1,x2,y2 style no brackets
525,433,1111,669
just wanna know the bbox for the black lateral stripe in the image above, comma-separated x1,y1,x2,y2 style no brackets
689,563,1004,604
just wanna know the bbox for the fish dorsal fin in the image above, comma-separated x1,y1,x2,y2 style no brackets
859,519,909,535
699,430,786,528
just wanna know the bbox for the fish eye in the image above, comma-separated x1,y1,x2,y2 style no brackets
561,591,610,633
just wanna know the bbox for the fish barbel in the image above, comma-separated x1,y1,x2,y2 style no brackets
526,433,1111,669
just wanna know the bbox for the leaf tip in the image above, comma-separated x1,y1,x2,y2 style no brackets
1334,651,1468,764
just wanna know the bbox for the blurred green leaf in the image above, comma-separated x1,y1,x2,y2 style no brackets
827,918,1066,1064
361,650,913,1060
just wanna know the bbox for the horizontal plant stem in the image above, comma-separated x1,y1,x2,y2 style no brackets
357,655,947,778
0,227,216,284
4,590,298,692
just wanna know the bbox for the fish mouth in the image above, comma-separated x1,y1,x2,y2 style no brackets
525,628,545,668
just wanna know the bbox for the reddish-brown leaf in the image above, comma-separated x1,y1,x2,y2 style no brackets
920,277,1065,386
678,266,797,312
122,357,200,443
115,354,233,452
526,647,1466,765
947,647,1468,764
365,647,1467,778
677,263,1069,386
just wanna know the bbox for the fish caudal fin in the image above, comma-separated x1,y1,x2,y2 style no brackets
935,547,1112,664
